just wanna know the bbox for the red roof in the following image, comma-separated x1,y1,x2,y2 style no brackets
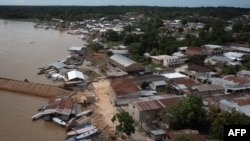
166,129,206,141
110,77,140,96
223,75,250,84
188,64,212,73
134,96,181,111
234,96,250,106
185,46,202,56
46,95,73,110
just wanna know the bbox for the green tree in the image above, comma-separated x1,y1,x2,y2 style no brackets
173,134,195,141
210,110,250,140
160,94,206,130
187,55,206,66
87,42,102,52
111,110,135,138
106,29,121,42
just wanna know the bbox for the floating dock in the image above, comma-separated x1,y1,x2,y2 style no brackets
0,77,72,98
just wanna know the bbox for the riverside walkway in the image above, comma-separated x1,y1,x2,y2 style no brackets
0,77,72,98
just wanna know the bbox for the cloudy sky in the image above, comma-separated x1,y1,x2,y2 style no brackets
1,0,250,8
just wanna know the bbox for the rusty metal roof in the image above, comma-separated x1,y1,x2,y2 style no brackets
133,96,181,111
110,77,140,96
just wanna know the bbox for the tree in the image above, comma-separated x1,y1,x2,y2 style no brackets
173,134,195,141
187,55,206,66
210,110,250,140
160,94,206,130
111,110,135,138
105,29,121,42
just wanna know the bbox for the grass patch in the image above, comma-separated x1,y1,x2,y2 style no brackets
84,70,102,80
107,41,123,48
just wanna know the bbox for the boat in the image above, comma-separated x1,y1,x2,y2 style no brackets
67,125,96,136
76,110,92,118
76,128,99,140
31,112,44,120
65,136,76,141
52,117,66,126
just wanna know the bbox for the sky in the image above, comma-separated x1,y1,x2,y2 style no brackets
0,0,250,8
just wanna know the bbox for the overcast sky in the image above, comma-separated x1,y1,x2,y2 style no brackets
1,0,250,8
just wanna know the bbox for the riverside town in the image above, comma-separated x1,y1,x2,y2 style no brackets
1,5,250,141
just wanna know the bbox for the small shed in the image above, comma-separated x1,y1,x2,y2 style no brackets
50,61,66,70
67,70,85,81
150,129,166,141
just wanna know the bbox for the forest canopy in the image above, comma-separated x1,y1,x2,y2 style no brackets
0,6,249,21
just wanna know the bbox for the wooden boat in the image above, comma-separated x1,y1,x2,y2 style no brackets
31,112,44,120
52,117,66,126
76,110,92,118
67,125,96,136
76,128,99,139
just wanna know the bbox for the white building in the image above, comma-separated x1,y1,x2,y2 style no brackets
150,55,185,67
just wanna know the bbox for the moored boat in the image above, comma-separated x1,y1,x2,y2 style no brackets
52,117,66,126
67,125,96,136
76,128,99,140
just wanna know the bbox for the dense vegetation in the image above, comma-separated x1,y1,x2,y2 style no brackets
0,6,249,21
160,94,250,140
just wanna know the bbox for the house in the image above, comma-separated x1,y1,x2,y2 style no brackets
161,72,187,80
237,70,250,79
230,46,250,54
109,77,141,106
150,129,166,141
172,52,187,63
128,95,181,123
150,55,184,67
184,46,202,56
204,56,241,66
149,80,167,91
201,44,225,56
219,97,250,117
182,64,215,83
165,129,206,141
49,61,67,71
66,70,84,81
209,75,250,93
133,74,167,90
109,54,145,72
64,70,85,86
107,49,129,56
150,55,168,65
191,84,225,97
169,77,200,95
223,52,244,61
68,46,86,56
42,95,74,121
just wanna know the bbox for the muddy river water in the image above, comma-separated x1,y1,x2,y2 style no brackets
0,19,85,141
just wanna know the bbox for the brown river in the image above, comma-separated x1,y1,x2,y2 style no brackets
0,19,85,141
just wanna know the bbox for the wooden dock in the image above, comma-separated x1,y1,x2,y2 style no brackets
0,77,72,98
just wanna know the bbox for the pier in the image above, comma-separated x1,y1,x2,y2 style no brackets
0,77,72,98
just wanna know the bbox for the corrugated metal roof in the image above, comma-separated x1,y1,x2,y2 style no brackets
238,70,250,76
108,49,129,55
150,129,166,135
134,96,181,111
110,54,136,67
68,46,85,51
231,46,250,53
50,61,66,69
152,80,166,86
110,77,140,96
192,84,224,92
67,70,84,80
210,56,232,62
